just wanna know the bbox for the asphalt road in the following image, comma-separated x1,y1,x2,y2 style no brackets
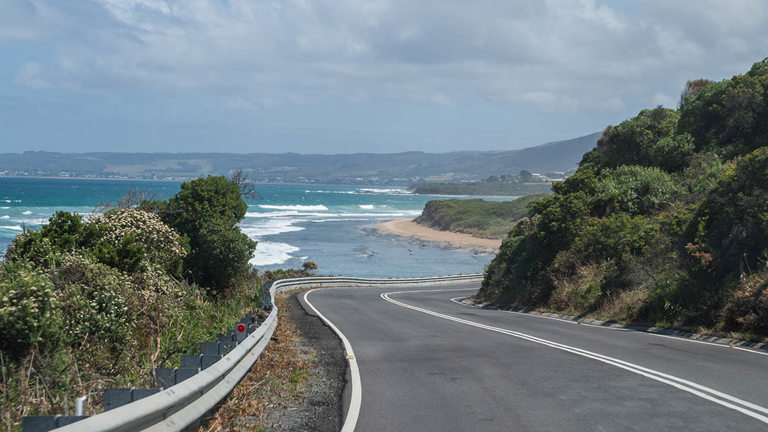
305,282,768,431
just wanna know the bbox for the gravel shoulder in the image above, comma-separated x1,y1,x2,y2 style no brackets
198,291,346,432
281,291,347,431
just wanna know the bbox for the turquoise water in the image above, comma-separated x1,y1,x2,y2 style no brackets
0,177,504,277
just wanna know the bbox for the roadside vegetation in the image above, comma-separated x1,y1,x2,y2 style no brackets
0,175,304,431
480,58,768,341
414,195,545,239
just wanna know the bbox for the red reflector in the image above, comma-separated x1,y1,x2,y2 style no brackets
237,323,246,332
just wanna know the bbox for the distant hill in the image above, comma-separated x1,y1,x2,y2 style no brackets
0,132,600,185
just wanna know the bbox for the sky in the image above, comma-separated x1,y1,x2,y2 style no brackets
1,1,767,155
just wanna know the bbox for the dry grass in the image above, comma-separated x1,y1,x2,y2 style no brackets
199,294,315,432
596,289,649,323
549,263,605,314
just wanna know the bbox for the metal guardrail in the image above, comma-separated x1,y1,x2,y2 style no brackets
51,274,482,432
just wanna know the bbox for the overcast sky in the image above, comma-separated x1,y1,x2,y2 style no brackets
1,0,767,154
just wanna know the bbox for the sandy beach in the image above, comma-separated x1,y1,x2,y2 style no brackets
377,219,502,253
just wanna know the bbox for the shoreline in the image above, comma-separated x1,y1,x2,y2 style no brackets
377,219,501,253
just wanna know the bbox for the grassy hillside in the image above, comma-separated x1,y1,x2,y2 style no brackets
480,58,768,340
414,195,545,239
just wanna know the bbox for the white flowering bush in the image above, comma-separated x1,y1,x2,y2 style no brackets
0,261,59,358
56,255,133,349
93,209,187,275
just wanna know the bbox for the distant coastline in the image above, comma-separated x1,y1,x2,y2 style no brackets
0,175,186,182
0,133,599,186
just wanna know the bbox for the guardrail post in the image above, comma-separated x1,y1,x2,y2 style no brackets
103,389,133,411
154,368,175,388
23,415,89,432
260,282,273,310
201,341,219,355
181,354,202,370
201,355,222,370
175,368,199,384
219,341,237,355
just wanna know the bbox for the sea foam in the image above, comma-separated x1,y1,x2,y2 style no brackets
249,241,300,266
259,204,328,211
241,219,305,237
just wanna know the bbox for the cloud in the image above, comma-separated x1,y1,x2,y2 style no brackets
429,93,455,106
222,96,255,112
13,62,50,89
3,0,768,117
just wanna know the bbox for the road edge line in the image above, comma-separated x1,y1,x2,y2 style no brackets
384,290,768,425
304,289,361,432
450,297,768,356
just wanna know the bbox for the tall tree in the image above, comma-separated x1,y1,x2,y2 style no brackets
163,176,256,293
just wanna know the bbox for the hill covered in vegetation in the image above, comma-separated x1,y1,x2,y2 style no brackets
415,195,545,239
480,58,768,340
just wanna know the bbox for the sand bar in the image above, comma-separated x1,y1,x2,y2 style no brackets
378,219,501,253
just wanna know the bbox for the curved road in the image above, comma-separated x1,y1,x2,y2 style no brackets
305,282,768,431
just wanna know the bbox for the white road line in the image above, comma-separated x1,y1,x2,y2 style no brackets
384,289,768,425
304,289,361,432
449,296,768,357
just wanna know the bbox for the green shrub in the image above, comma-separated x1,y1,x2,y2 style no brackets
552,168,597,196
5,211,102,268
479,192,590,305
684,146,768,278
162,176,256,293
0,261,59,359
593,165,682,215
569,213,646,263
680,152,727,198
647,133,696,172
595,106,679,169
529,191,590,252
94,234,147,274
678,58,768,158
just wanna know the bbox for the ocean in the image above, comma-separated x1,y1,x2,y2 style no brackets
0,177,501,278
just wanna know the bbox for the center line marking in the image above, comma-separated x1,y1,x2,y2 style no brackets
382,289,768,426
